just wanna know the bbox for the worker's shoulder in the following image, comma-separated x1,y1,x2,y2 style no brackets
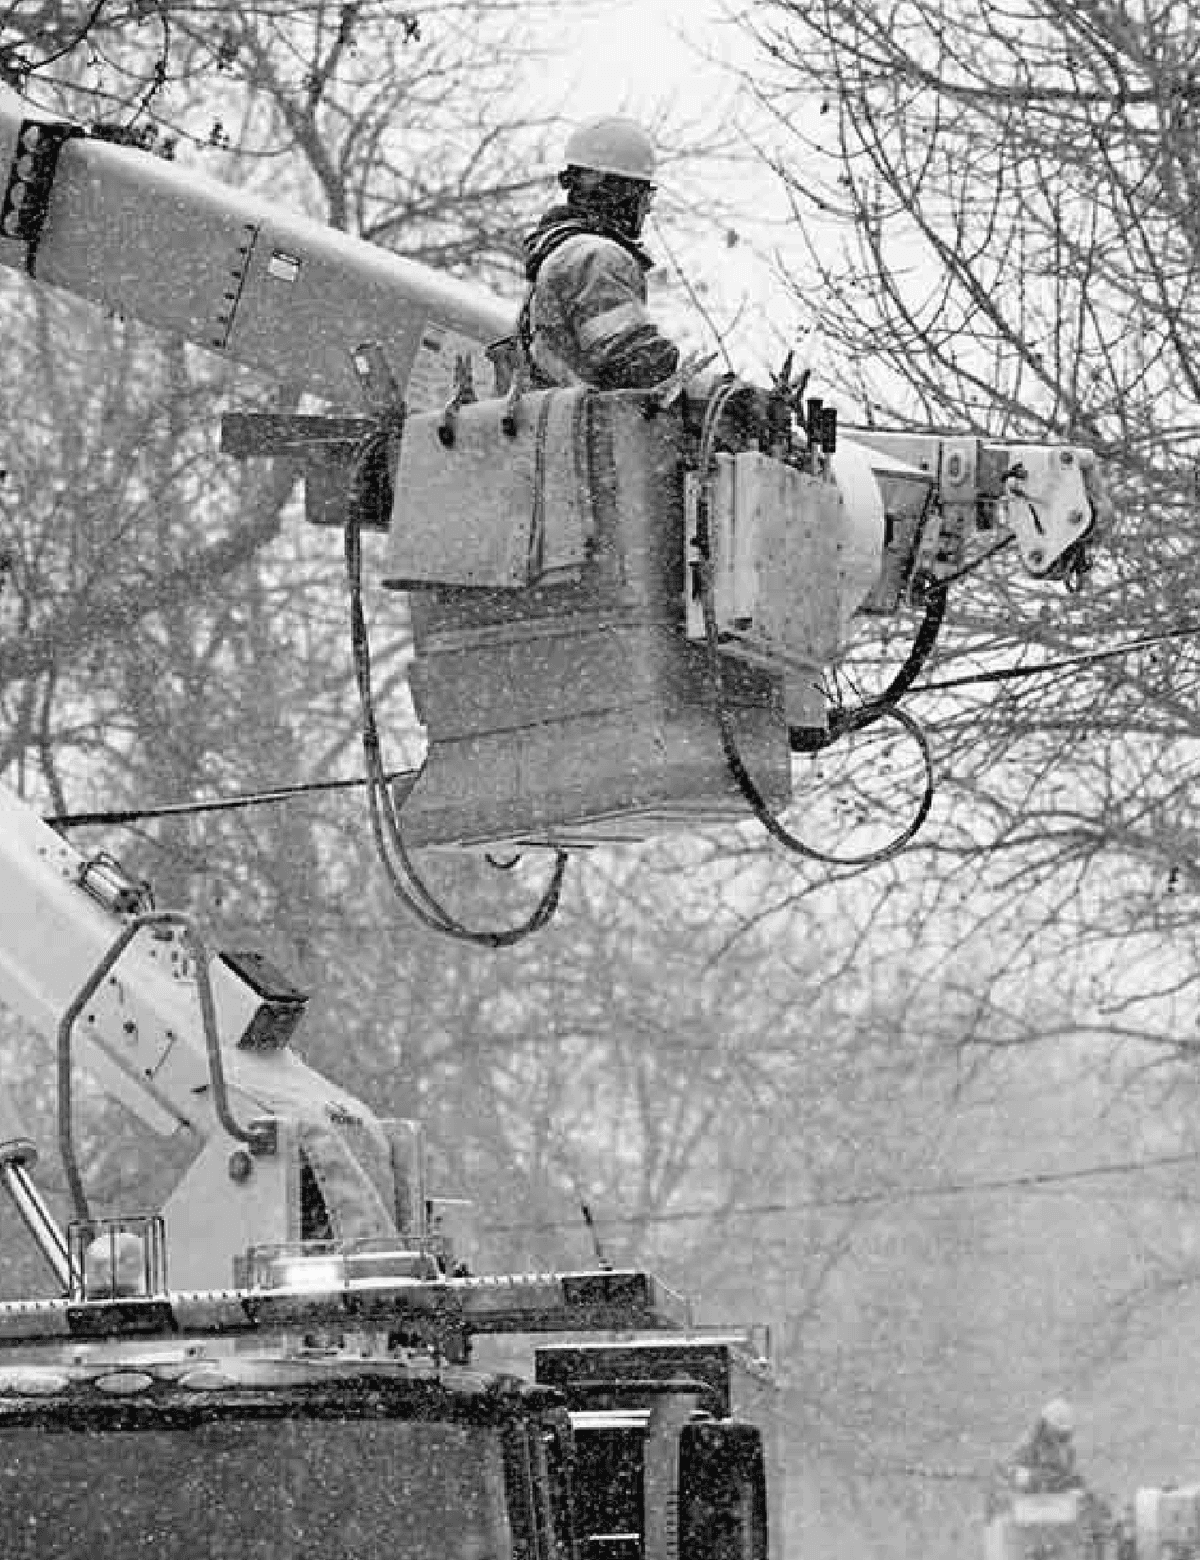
540,229,639,283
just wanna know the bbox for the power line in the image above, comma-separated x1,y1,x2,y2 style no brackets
911,623,1200,694
41,622,1200,831
45,768,418,830
481,1148,1200,1236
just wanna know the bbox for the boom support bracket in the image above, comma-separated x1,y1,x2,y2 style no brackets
0,116,82,268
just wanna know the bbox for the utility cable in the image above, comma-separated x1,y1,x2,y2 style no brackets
480,1147,1200,1237
45,620,1200,833
825,580,948,743
342,458,567,947
694,379,934,866
912,622,1200,694
44,769,418,830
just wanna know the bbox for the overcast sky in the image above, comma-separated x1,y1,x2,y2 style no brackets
550,0,739,119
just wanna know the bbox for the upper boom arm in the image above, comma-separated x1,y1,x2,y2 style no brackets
0,86,512,409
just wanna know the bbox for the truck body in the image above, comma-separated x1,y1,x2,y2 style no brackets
0,632,782,1560
0,1321,780,1560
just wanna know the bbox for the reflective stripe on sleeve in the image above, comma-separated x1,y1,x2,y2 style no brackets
576,299,650,351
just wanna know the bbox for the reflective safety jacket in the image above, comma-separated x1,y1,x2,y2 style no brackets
519,208,681,390
1003,1425,1084,1495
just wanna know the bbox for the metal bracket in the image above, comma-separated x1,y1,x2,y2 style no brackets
437,353,477,447
219,412,392,530
57,911,271,1223
219,414,375,459
0,117,83,272
501,376,524,437
350,341,405,424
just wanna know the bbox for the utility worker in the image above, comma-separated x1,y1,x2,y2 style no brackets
518,116,683,391
1005,1399,1085,1494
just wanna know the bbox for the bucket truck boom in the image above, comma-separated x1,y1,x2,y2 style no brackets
0,86,1107,866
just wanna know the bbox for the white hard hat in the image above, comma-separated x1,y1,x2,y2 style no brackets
563,117,656,183
1041,1399,1074,1435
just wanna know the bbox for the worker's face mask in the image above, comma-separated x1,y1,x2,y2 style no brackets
632,184,656,235
617,182,655,239
569,173,655,240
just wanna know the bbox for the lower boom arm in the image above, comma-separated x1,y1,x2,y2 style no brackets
0,782,418,1289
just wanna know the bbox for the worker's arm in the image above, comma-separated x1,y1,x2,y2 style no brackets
542,235,680,389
